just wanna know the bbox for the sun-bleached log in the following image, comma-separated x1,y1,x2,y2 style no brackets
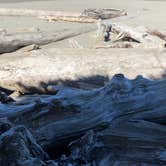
0,26,95,54
97,21,165,47
146,28,166,41
0,8,127,23
0,48,165,93
111,23,154,43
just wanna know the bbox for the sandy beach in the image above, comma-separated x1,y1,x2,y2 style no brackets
0,0,165,27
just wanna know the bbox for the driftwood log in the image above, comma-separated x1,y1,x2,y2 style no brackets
0,48,165,93
146,28,166,41
0,27,95,54
97,21,166,48
0,8,127,23
1,74,166,165
112,24,165,47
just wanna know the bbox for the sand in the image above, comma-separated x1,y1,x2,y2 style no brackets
0,0,165,32
0,0,165,28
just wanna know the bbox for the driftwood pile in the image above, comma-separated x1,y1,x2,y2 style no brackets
0,7,164,54
0,8,127,54
0,22,165,54
0,6,166,166
0,74,166,166
0,16,165,54
96,20,166,48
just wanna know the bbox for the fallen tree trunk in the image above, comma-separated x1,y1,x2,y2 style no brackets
97,21,166,47
0,26,95,53
1,74,166,165
0,48,165,93
0,8,127,23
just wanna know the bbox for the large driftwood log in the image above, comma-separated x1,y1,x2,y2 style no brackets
0,27,95,54
1,74,166,165
97,21,166,48
0,8,126,23
0,48,165,93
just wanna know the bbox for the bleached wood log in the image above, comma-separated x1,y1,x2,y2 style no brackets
0,27,95,54
0,8,126,23
99,21,165,47
1,74,166,165
0,48,165,93
146,28,166,41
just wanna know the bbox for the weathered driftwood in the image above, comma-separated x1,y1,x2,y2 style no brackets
97,21,166,48
81,8,127,19
95,42,136,48
0,48,165,93
110,23,149,43
0,119,58,166
0,27,95,54
1,74,166,165
0,8,127,23
146,28,166,41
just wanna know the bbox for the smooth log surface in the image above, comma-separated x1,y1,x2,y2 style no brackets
0,48,165,93
0,26,95,54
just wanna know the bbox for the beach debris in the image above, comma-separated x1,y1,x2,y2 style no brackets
96,19,112,41
17,44,40,53
81,8,127,20
96,21,166,48
145,28,166,41
0,8,127,23
0,26,94,54
0,75,166,165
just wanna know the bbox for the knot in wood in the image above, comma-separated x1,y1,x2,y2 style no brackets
106,74,132,94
